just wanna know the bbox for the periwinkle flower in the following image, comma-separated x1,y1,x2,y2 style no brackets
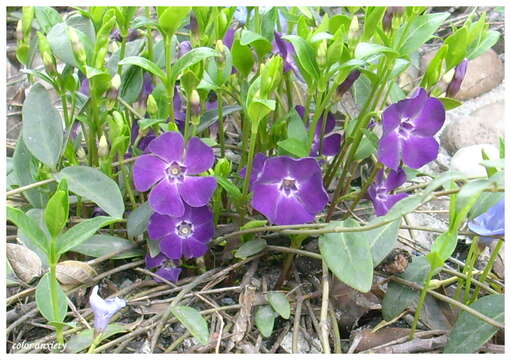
240,152,268,188
148,204,214,259
79,78,90,97
336,70,361,98
446,58,468,98
273,31,299,74
89,285,126,333
223,27,235,49
177,40,192,58
145,253,182,283
378,88,445,170
368,168,408,216
295,105,342,157
468,199,504,244
133,131,217,217
251,156,328,225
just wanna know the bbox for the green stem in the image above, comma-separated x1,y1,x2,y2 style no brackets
275,235,307,289
410,269,434,339
217,90,225,157
117,34,127,75
145,7,154,60
470,238,504,303
164,35,175,123
88,333,102,354
463,236,479,304
240,123,259,225
343,161,382,219
49,240,64,344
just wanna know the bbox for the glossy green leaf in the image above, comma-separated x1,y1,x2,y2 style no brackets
282,35,320,85
47,22,93,67
287,109,308,143
7,206,49,255
421,45,448,89
66,323,127,353
277,138,309,158
453,179,491,230
438,97,462,110
362,7,386,41
56,166,125,219
355,42,397,59
127,202,153,239
444,295,504,353
255,305,277,337
157,6,191,36
120,65,144,104
44,179,69,238
170,306,209,345
35,6,62,34
366,219,402,266
170,47,218,84
240,220,267,242
56,216,120,256
467,30,500,60
444,27,468,70
71,235,143,259
267,292,291,319
319,219,373,292
36,273,68,322
231,38,254,77
398,12,450,56
215,176,242,203
240,29,272,58
235,238,267,259
118,56,166,81
428,231,458,270
22,83,63,169
197,105,241,133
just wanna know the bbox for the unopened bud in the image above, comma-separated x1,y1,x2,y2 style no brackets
214,158,232,177
190,90,201,116
382,7,405,32
348,16,360,41
317,40,327,67
446,58,468,98
16,20,23,42
190,13,199,42
216,40,226,65
42,52,57,75
146,94,158,116
77,147,87,161
111,74,121,90
68,27,86,65
98,135,109,158
337,70,361,98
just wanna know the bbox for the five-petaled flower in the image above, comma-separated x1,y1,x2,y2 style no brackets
368,168,408,216
145,253,182,283
89,285,126,333
378,88,445,170
148,204,214,260
251,156,328,225
296,105,342,157
133,131,217,217
468,198,504,244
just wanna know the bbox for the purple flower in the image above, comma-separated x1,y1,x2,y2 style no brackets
177,40,192,58
377,88,445,170
446,58,468,98
79,78,90,97
382,7,405,32
368,168,408,216
148,204,214,259
296,105,342,157
223,27,235,49
89,285,126,333
273,31,299,74
468,199,504,243
251,156,328,225
130,122,156,153
145,253,182,283
240,152,268,188
337,70,361,98
133,131,217,217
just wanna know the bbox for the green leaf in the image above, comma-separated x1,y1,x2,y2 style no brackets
453,179,491,230
170,306,210,345
287,109,308,143
277,138,309,158
47,22,93,67
56,216,121,256
118,56,166,81
235,238,267,259
438,97,462,110
467,30,500,60
355,42,398,59
36,273,68,322
120,65,144,104
255,305,277,337
127,202,153,239
398,12,450,56
267,292,291,319
421,45,448,89
240,29,272,58
382,256,430,320
17,209,50,267
7,206,49,255
22,83,63,169
157,6,191,36
354,129,378,161
231,38,254,77
444,27,468,70
444,295,504,353
44,179,69,238
427,231,458,270
282,35,320,85
240,220,267,242
366,219,401,266
107,38,145,75
35,6,62,34
319,219,374,292
215,176,242,204
468,191,504,221
56,166,125,219
362,7,386,41
66,323,127,353
71,235,143,259
170,47,218,84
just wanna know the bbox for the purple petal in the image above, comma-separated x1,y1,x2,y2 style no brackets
374,193,408,216
381,103,401,134
378,131,402,170
240,153,268,186
256,157,289,184
251,183,280,222
446,58,468,98
177,41,192,58
149,178,185,216
402,135,439,169
296,173,329,214
89,285,126,333
295,105,305,119
288,157,321,182
178,176,217,207
155,267,182,283
223,27,235,49
145,253,166,268
182,238,209,258
384,168,407,191
148,132,184,163
468,198,505,237
160,233,184,260
188,205,213,226
274,196,315,225
148,212,177,239
185,137,215,175
408,97,445,136
314,133,341,157
192,222,215,243
133,154,167,192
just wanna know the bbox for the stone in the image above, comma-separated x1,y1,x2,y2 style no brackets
421,49,504,100
450,144,500,178
441,100,504,155
398,213,448,253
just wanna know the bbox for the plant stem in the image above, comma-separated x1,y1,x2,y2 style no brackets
343,161,382,219
275,235,306,289
463,236,479,304
470,238,504,303
164,35,175,123
117,34,127,75
409,269,434,339
49,240,64,344
217,90,225,157
239,123,258,224
88,333,102,354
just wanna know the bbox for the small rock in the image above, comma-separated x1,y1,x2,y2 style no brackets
450,144,500,177
398,213,448,252
441,100,504,154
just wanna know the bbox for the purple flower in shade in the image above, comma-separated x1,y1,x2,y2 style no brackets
240,152,268,189
145,253,182,283
133,131,217,217
148,204,214,259
337,70,361,98
367,168,408,216
251,156,329,225
468,198,505,244
223,27,235,49
446,58,468,98
89,285,126,333
377,88,445,170
177,41,192,58
273,31,299,74
295,105,342,157
79,78,90,97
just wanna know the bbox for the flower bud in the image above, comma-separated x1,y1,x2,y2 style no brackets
42,52,57,75
190,13,199,42
348,16,360,42
146,94,158,116
446,58,468,98
337,70,361,98
190,90,201,116
317,40,327,67
76,146,87,161
382,7,405,32
215,40,226,65
16,20,23,42
68,27,86,66
214,158,232,177
98,134,109,158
